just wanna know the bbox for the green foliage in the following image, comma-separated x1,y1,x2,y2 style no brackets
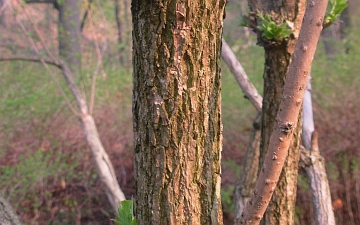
297,173,309,190
257,13,292,41
0,149,78,210
324,0,348,25
113,200,137,225
239,16,249,27
221,185,235,215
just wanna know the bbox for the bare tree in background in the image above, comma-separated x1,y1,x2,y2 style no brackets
1,2,126,214
25,0,82,76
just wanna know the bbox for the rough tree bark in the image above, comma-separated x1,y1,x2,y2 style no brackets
299,77,335,225
243,1,307,224
132,0,226,224
0,193,22,225
238,0,329,224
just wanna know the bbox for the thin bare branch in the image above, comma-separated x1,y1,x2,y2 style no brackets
0,0,9,15
88,8,102,115
21,2,57,62
221,39,262,112
9,3,79,115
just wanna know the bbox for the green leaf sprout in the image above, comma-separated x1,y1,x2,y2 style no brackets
324,0,348,27
257,13,292,41
113,200,137,225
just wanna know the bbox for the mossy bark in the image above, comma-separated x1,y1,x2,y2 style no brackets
132,0,226,224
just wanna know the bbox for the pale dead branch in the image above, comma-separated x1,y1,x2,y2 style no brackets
299,76,335,225
3,3,126,213
221,38,262,112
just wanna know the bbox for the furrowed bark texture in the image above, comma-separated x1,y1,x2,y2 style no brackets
0,193,22,225
132,1,226,224
300,77,335,225
238,0,329,224
243,1,306,224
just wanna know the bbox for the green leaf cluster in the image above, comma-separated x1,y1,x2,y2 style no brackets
113,200,137,225
257,13,292,41
324,0,348,25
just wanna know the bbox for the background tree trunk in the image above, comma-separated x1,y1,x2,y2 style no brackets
114,0,125,65
300,77,336,225
245,1,306,224
132,0,226,224
115,0,132,68
56,0,81,76
0,0,8,28
25,0,82,76
238,0,329,223
233,112,261,221
221,38,262,221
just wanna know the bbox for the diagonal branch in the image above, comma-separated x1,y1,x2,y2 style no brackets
4,2,126,212
221,39,263,112
237,0,329,223
9,3,79,115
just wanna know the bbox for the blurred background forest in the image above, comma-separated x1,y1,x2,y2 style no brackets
0,0,359,224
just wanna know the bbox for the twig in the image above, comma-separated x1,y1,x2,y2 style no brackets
20,2,57,62
88,9,102,115
9,3,79,115
81,0,93,31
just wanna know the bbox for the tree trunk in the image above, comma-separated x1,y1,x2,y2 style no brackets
299,77,336,225
233,112,262,221
56,0,81,76
244,1,306,224
25,0,82,76
59,59,126,213
0,0,8,28
115,0,132,68
0,193,23,225
114,0,125,64
238,0,329,223
132,0,226,224
0,56,127,214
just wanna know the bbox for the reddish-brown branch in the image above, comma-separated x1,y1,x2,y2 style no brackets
237,0,329,224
